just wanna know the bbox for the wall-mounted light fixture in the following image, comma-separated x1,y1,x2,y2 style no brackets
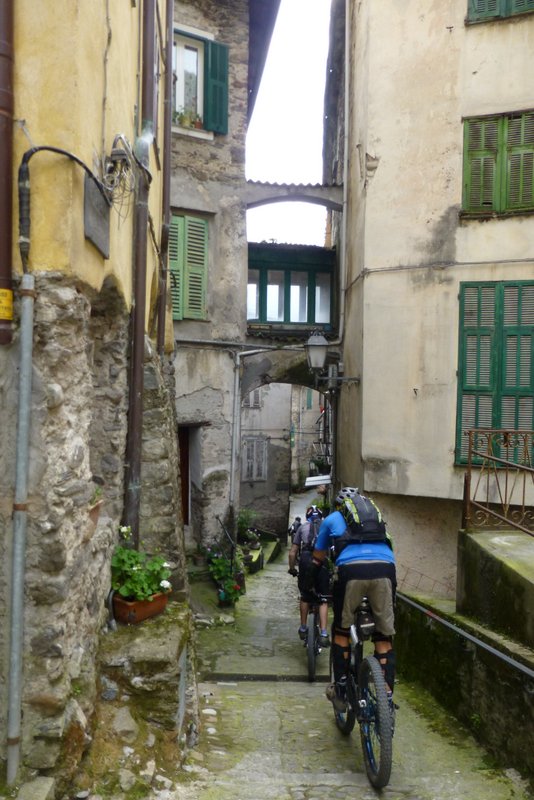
304,331,330,374
304,331,360,390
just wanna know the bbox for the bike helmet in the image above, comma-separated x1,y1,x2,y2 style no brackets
306,504,322,520
335,487,360,504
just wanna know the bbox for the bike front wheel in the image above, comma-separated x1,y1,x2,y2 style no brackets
358,655,393,789
329,647,356,735
307,612,317,681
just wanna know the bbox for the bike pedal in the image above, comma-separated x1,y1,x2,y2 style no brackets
358,699,367,709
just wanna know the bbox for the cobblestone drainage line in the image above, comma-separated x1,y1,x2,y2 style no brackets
200,672,330,683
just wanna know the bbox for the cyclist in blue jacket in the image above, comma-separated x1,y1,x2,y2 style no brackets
302,487,396,711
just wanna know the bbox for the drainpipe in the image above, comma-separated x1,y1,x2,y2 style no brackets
336,0,350,350
7,154,36,783
123,0,155,547
325,0,351,490
0,0,14,344
156,0,173,356
7,273,34,785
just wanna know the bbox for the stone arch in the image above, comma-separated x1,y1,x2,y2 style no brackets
244,180,343,212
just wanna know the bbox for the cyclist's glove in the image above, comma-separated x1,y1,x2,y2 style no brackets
288,567,298,577
301,560,320,592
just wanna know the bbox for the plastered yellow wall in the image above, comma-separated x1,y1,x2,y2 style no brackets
12,0,166,331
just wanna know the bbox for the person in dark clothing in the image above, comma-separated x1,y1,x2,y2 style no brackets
288,505,330,647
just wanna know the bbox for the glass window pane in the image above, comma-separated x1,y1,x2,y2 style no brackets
315,272,331,323
184,46,199,114
174,35,204,119
267,270,285,321
247,269,259,319
290,272,308,322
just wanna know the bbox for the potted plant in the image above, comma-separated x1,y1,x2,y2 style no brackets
173,107,194,128
205,545,246,606
110,526,172,624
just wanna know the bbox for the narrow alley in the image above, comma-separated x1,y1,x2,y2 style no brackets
166,503,532,800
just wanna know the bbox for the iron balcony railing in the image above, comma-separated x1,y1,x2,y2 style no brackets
462,429,534,536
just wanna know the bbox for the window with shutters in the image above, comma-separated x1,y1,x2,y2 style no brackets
467,0,534,21
169,214,208,321
172,29,228,134
243,389,262,409
243,437,267,481
462,111,534,215
456,282,534,463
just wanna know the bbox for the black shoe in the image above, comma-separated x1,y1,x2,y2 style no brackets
326,678,347,712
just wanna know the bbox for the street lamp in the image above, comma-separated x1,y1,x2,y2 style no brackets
304,331,329,374
305,331,360,389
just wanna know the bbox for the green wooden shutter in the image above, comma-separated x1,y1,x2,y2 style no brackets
468,0,501,19
511,0,534,13
169,215,184,321
501,284,534,430
463,118,500,212
204,41,228,134
457,285,497,461
506,112,534,210
184,216,207,319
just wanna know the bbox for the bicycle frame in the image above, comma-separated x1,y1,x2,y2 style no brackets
330,597,393,789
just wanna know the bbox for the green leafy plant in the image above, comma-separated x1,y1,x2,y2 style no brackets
111,526,172,601
205,547,245,604
236,507,258,540
89,484,103,506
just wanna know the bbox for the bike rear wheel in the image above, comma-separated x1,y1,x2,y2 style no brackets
358,655,393,789
307,610,318,681
329,648,356,735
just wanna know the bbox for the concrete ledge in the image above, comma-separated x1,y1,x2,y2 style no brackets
457,529,534,648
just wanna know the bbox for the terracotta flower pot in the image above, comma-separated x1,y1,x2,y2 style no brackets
112,591,169,625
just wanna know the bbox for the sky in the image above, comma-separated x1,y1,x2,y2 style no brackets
245,0,332,247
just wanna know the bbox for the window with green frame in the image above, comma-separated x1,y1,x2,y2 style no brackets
169,214,208,321
462,110,534,214
173,31,228,134
456,281,534,463
247,243,335,328
467,0,534,20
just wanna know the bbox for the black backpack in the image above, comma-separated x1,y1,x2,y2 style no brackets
333,494,388,556
300,517,321,552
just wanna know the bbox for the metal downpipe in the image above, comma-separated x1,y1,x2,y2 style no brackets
156,0,173,356
123,0,155,546
7,273,35,783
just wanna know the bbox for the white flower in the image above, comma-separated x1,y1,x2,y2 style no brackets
163,562,171,568
160,579,171,590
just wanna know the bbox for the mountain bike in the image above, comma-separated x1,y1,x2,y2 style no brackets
330,597,394,789
303,591,330,682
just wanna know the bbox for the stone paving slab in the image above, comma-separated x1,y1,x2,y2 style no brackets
195,559,330,682
168,679,532,800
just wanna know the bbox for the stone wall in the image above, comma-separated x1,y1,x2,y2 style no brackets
396,594,534,782
0,272,190,783
457,530,534,650
171,0,250,547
